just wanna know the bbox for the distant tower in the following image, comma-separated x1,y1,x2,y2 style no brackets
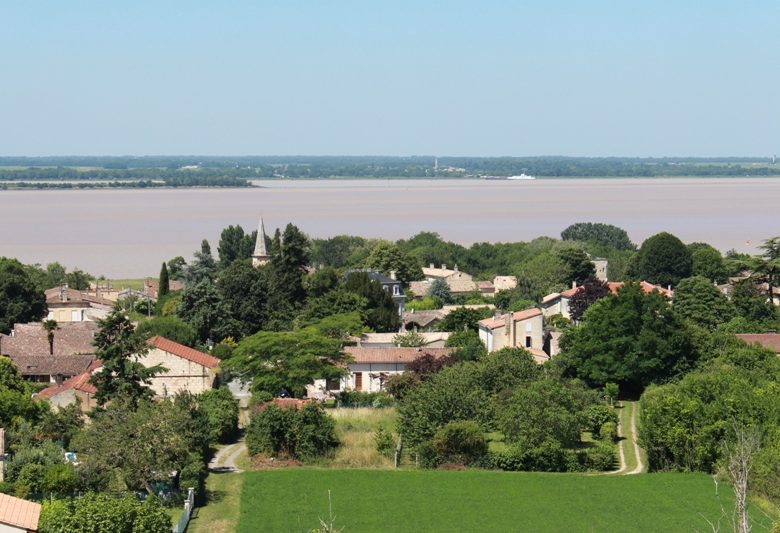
252,216,270,267
434,157,439,173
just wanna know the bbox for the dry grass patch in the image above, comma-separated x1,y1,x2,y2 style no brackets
328,407,397,469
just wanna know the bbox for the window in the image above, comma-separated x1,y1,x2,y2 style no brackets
354,372,363,391
393,285,400,296
525,336,532,348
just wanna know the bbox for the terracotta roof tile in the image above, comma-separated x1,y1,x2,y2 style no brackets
478,308,542,330
36,360,102,400
344,346,454,364
147,336,220,368
0,493,41,530
8,354,96,377
736,334,780,353
0,322,97,358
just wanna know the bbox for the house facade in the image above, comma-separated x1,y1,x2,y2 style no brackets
477,308,547,362
310,346,454,396
44,286,113,322
142,336,220,397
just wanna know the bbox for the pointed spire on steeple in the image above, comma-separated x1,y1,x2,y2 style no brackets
252,216,269,267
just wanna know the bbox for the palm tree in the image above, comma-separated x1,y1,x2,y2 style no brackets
42,319,59,355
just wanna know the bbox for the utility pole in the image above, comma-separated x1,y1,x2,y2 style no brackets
0,428,5,483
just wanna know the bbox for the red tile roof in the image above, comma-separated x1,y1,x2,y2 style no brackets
344,346,454,364
559,281,671,299
147,336,220,368
478,308,542,330
0,493,41,531
36,359,102,400
736,334,780,353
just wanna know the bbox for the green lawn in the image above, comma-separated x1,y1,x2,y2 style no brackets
188,472,244,533
237,469,776,533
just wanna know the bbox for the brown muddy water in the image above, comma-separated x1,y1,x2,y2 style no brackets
1,178,778,278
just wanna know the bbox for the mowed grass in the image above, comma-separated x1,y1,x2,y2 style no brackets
237,469,776,533
188,472,244,533
107,278,147,290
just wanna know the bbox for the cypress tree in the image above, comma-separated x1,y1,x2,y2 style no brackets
158,262,170,299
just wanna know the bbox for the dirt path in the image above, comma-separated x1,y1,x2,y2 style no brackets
209,441,246,473
626,405,645,475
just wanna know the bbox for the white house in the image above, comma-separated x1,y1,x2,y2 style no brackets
477,308,548,363
310,346,454,396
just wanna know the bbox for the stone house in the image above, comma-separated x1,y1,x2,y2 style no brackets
35,360,102,412
310,346,454,396
44,286,113,322
422,264,473,282
142,336,220,397
477,308,548,362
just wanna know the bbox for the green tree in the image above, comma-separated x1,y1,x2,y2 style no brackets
732,279,777,325
198,387,239,444
0,257,46,334
445,330,487,361
178,279,240,343
217,258,269,337
185,239,218,284
89,311,164,407
561,222,635,251
436,306,492,332
672,276,735,330
225,327,347,397
157,262,170,300
246,402,338,461
45,262,67,287
558,282,696,392
427,278,453,304
344,272,400,332
74,399,201,495
217,224,256,268
557,247,596,285
42,319,59,355
297,289,367,327
630,232,692,288
166,256,187,280
0,358,39,428
65,269,92,291
393,331,427,347
690,245,728,283
135,316,198,347
515,252,569,299
365,241,423,284
266,224,311,327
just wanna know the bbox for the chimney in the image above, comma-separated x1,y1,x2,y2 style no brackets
454,264,458,272
60,285,66,302
389,270,397,281
572,281,577,290
429,263,434,269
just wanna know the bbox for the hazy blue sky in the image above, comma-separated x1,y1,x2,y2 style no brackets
2,1,778,157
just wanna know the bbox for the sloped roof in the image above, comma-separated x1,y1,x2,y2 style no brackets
345,346,454,364
45,286,114,307
359,332,451,345
0,322,97,358
736,333,780,353
402,310,445,328
559,281,671,299
147,336,220,368
478,308,542,330
0,492,41,530
10,354,95,377
37,359,102,400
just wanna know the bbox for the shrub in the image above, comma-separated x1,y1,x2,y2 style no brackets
416,441,441,469
374,427,396,458
584,404,617,435
339,391,394,408
584,442,616,471
431,421,487,465
38,493,171,533
599,421,617,442
199,387,239,444
179,452,207,506
246,403,339,462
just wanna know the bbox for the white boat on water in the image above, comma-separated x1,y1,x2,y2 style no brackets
506,173,536,180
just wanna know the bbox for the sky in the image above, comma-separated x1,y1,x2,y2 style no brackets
1,1,778,157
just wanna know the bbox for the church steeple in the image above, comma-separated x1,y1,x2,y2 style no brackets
252,216,269,267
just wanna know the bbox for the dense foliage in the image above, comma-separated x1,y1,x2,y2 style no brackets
246,403,338,461
629,232,692,287
39,493,170,533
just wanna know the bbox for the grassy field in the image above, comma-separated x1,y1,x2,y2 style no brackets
327,407,397,468
106,278,147,290
237,469,776,533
